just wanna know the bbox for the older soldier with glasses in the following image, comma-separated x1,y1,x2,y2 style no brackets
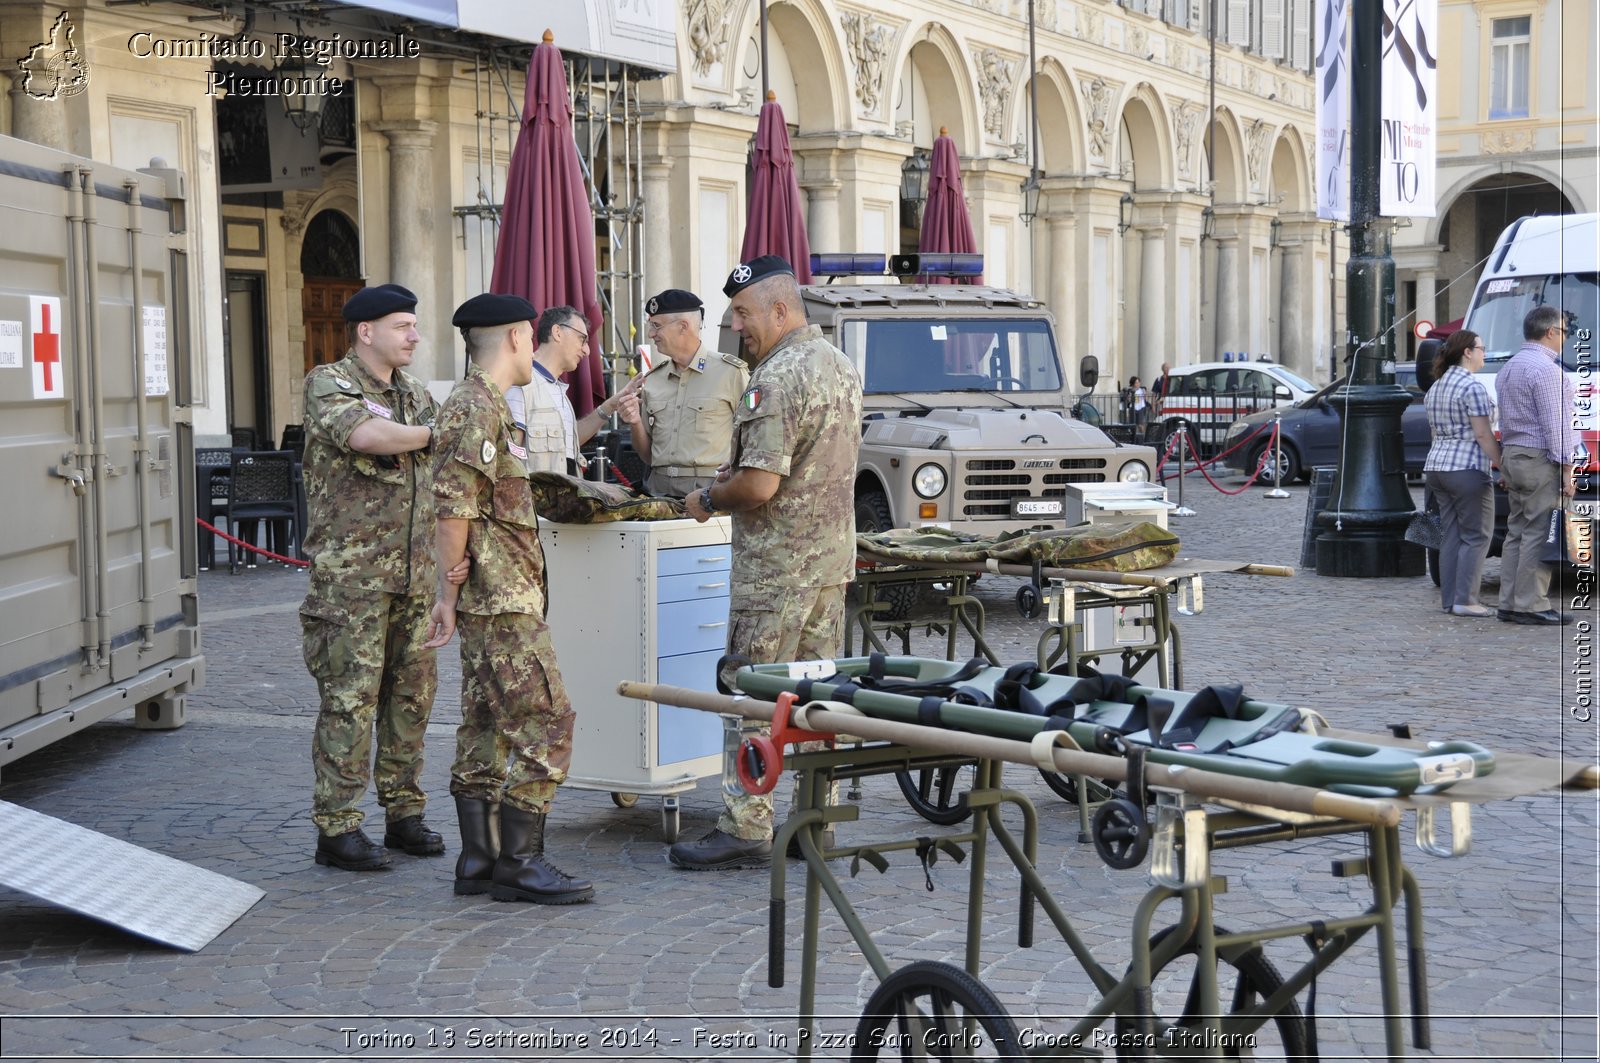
615,288,749,497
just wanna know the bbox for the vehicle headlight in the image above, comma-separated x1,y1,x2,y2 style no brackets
1118,462,1150,483
913,463,947,499
1225,420,1248,440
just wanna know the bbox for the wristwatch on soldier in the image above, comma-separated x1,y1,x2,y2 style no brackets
698,487,718,515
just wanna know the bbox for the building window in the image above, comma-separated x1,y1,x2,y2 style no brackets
1489,16,1530,119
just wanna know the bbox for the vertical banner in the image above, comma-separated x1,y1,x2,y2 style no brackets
1315,0,1350,221
1380,0,1437,216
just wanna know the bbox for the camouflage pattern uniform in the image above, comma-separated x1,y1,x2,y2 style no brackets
302,351,439,837
433,363,575,814
637,345,749,496
717,324,863,840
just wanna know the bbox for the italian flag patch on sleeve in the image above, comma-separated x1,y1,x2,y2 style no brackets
742,387,763,411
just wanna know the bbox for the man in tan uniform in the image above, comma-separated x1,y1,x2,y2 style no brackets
426,292,593,904
616,288,749,497
668,256,863,871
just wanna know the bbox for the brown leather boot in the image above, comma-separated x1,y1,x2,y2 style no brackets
452,796,500,895
489,805,593,905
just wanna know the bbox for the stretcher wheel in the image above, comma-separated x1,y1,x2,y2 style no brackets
1038,769,1116,806
1091,797,1149,869
736,734,783,795
1015,583,1042,619
610,792,639,809
1116,924,1310,1060
893,763,974,825
850,960,1021,1061
660,796,680,842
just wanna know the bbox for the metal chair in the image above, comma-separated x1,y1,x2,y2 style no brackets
278,424,305,462
229,426,258,450
224,451,298,573
195,447,234,570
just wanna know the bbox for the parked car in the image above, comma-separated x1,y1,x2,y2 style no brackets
1221,363,1429,484
1153,361,1320,454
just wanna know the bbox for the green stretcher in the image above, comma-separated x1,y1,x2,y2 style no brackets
733,655,1495,797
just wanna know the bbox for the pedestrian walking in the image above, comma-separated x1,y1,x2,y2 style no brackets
1422,330,1501,617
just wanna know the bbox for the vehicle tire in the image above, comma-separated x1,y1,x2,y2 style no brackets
852,960,1023,1062
1426,548,1441,587
1116,924,1311,1061
855,488,923,621
894,763,974,825
1251,441,1302,485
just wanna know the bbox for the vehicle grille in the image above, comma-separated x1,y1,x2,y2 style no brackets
958,456,1108,518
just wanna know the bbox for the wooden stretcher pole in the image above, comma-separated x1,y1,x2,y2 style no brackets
855,548,1295,587
620,682,1402,828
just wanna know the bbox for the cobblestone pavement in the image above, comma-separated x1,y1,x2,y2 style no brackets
0,470,1595,1062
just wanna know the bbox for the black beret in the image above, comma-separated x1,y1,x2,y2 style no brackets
451,293,539,330
646,288,704,316
722,254,795,297
342,283,417,322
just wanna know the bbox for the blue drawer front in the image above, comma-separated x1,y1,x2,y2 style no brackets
656,596,730,657
657,544,732,577
656,648,725,764
657,571,732,603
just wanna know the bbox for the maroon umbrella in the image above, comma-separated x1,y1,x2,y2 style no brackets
740,90,812,283
491,29,606,416
918,128,980,286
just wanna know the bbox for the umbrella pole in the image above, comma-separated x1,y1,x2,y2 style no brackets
759,0,770,98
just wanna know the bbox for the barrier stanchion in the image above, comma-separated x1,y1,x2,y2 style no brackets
1173,419,1196,516
1264,414,1290,499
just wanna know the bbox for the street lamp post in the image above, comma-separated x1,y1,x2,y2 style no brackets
1313,0,1423,577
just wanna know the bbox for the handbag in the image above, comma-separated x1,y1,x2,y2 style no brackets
1541,506,1589,566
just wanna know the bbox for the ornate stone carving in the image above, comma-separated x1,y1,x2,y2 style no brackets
1246,119,1272,188
1245,65,1260,96
1482,127,1536,155
1173,102,1201,180
1127,26,1148,57
1080,75,1117,161
685,0,732,78
841,12,893,116
1081,10,1102,43
974,48,1016,139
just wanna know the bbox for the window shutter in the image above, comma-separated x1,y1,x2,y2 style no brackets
1291,0,1311,69
1261,0,1286,59
1227,0,1251,46
1190,0,1207,33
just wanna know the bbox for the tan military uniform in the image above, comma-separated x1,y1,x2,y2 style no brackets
301,350,440,837
637,345,749,496
716,324,863,840
433,363,575,814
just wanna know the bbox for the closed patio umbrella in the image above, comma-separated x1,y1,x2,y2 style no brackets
491,30,607,416
740,90,812,283
918,128,980,286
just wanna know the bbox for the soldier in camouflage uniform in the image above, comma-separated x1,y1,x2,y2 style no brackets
424,292,593,905
669,256,863,870
302,284,445,872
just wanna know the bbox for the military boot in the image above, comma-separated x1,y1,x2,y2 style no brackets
315,828,391,871
489,805,594,905
383,814,445,856
452,796,500,896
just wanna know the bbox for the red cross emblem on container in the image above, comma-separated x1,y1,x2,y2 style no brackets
31,296,64,399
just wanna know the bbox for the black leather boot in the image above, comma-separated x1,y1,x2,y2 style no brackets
452,796,500,896
489,805,594,905
384,814,445,856
315,828,391,871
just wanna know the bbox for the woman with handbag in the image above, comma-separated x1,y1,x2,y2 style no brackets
1423,330,1502,617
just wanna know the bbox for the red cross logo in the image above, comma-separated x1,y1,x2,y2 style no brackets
33,300,61,396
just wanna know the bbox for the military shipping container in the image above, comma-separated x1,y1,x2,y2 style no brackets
0,134,204,776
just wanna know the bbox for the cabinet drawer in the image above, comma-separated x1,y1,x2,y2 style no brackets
657,571,731,603
656,596,730,657
657,544,732,577
656,649,725,765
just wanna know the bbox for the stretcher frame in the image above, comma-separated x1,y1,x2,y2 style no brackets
621,680,1597,1062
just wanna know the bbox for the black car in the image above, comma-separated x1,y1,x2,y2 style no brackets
1220,365,1430,484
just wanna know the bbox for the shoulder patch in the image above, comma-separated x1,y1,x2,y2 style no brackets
334,376,352,390
718,352,747,369
481,439,496,464
741,386,763,412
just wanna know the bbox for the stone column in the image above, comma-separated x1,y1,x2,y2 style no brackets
1214,235,1241,360
6,80,70,152
1046,213,1074,345
641,159,674,292
1415,267,1438,331
1278,237,1306,376
1139,224,1169,382
800,178,842,254
371,121,438,379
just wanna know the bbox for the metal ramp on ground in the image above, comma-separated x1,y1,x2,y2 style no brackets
0,800,264,952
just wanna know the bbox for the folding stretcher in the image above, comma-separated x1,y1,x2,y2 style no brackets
620,657,1597,1062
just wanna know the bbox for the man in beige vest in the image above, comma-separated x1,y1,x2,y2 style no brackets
616,289,749,497
507,305,636,476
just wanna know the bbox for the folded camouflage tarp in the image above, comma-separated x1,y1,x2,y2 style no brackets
529,471,685,523
857,522,1180,572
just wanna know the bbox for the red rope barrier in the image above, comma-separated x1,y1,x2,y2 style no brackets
1185,422,1281,495
197,518,310,567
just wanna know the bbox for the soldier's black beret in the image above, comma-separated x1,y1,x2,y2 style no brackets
342,283,417,322
722,255,795,297
646,288,704,316
451,293,539,329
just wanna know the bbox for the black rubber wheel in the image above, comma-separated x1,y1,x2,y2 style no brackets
1016,584,1042,619
856,488,894,534
894,763,974,825
1039,769,1117,806
1116,924,1312,1060
1426,548,1441,587
1091,797,1149,870
852,960,1023,1061
1252,441,1301,485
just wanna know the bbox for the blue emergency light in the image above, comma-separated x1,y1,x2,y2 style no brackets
809,253,887,277
889,253,984,277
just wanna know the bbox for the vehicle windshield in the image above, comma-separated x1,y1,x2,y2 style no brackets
840,317,1065,395
1270,366,1317,392
1468,271,1597,373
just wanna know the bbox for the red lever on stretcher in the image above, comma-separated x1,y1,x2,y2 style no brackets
735,691,835,795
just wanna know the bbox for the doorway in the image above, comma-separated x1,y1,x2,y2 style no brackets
224,271,270,442
300,209,363,373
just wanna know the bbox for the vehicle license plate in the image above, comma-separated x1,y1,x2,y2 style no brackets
1015,499,1062,516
